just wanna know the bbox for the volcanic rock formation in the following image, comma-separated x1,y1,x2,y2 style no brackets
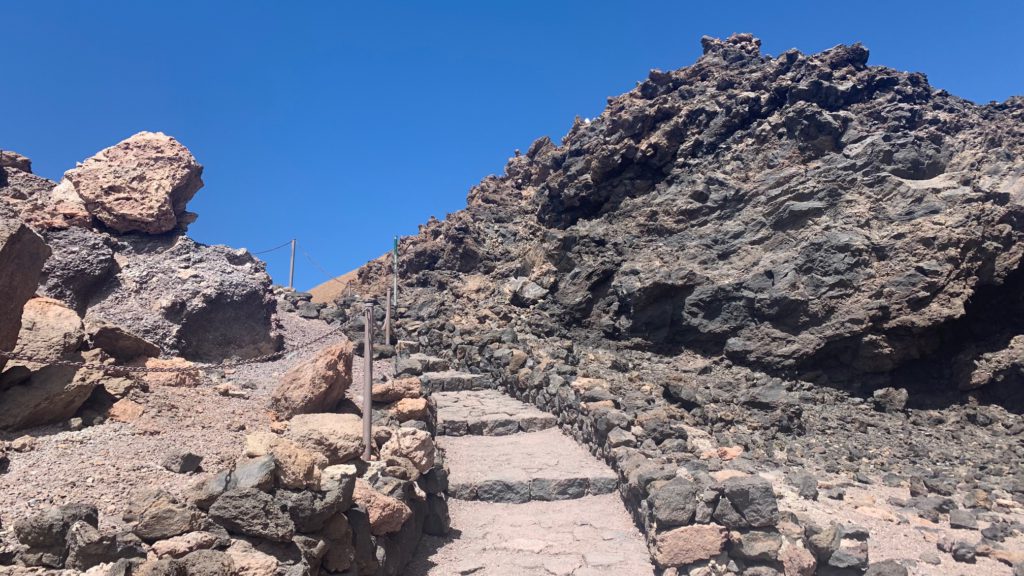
0,131,281,364
339,34,1024,573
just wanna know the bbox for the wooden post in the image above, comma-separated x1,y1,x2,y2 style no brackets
288,239,297,289
384,287,392,346
362,302,374,460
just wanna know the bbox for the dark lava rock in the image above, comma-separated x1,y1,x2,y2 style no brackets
719,476,779,528
650,477,698,527
948,509,978,530
161,450,203,474
864,559,908,576
951,540,976,563
208,488,294,541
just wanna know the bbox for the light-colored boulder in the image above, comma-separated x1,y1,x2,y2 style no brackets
242,432,325,489
269,342,353,419
63,131,203,234
371,377,422,402
285,413,363,464
392,397,429,422
353,479,411,535
0,215,51,372
380,427,435,473
12,297,84,362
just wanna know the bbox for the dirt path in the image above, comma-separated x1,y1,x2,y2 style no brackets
408,386,654,575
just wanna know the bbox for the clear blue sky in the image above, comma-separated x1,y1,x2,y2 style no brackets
5,1,1022,290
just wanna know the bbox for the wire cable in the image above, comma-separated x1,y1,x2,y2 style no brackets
300,246,351,287
251,240,293,255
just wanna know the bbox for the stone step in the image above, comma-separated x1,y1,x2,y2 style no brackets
420,370,490,392
434,390,557,436
440,428,618,503
408,496,656,575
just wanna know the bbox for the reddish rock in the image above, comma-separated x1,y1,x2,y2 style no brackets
653,524,726,568
269,341,353,418
392,397,429,422
371,377,422,402
108,398,146,423
353,479,411,535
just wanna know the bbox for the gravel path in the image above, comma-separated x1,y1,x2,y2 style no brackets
0,311,384,533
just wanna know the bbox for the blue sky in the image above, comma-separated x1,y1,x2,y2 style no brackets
5,1,1022,290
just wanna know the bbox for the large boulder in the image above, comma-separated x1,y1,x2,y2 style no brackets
0,298,101,430
269,341,354,418
0,362,100,430
0,209,51,372
83,234,281,362
12,297,85,362
62,131,203,234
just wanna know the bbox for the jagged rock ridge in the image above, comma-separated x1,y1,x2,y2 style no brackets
352,33,1024,409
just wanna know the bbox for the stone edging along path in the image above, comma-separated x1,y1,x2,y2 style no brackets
406,350,796,575
409,379,655,575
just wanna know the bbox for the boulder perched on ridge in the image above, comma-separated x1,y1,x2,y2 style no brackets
62,131,203,234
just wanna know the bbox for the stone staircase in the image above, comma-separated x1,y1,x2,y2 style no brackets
409,374,655,576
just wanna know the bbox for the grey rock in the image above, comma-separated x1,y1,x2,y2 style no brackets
872,387,909,412
951,540,976,563
82,235,281,363
161,450,203,474
179,549,235,576
530,477,588,501
948,509,978,530
720,476,779,528
208,488,294,541
732,530,782,562
473,479,530,503
128,490,204,543
38,227,115,313
650,477,698,527
864,560,909,576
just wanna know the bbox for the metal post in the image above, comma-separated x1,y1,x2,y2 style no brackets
288,239,297,290
392,236,399,311
384,287,392,346
362,302,374,460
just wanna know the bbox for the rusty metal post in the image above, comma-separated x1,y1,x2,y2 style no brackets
362,302,374,460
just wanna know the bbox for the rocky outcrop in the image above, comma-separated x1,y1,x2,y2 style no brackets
0,137,281,364
62,131,203,234
0,207,51,372
82,233,281,362
341,33,1024,573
